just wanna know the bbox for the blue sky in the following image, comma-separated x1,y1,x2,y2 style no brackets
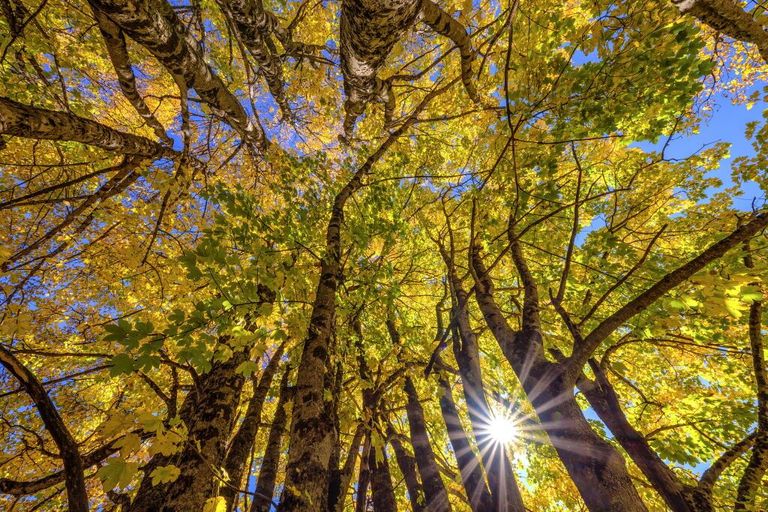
635,88,766,211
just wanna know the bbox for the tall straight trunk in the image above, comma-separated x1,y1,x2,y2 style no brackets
330,423,366,512
735,240,768,510
281,89,439,510
130,348,248,512
356,433,373,512
369,442,398,512
251,368,292,512
327,362,345,508
404,377,452,511
389,431,426,512
437,374,494,512
470,248,647,512
222,342,285,511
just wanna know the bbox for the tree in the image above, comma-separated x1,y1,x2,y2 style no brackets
0,0,767,510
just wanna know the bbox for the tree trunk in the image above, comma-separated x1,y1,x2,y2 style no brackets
437,374,494,512
470,248,647,512
444,260,525,512
129,349,248,512
0,96,171,157
0,346,89,512
251,368,292,512
92,8,171,144
404,377,451,511
577,361,695,511
389,431,426,512
330,423,365,512
88,0,267,151
356,433,373,512
735,251,768,510
222,342,286,510
369,441,398,512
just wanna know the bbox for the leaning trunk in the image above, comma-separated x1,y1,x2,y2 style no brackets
389,431,426,512
437,374,494,512
404,377,451,511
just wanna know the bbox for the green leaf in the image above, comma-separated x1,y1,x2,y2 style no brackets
97,457,139,492
110,354,135,376
150,465,181,486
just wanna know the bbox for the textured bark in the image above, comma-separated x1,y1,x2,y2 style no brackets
251,368,292,512
88,0,268,151
217,0,289,116
369,442,398,512
92,9,171,144
673,0,768,62
330,423,366,512
437,375,494,512
339,0,420,138
129,349,248,512
735,240,768,510
578,361,696,511
419,0,478,103
339,0,476,138
222,342,286,510
404,377,452,511
691,432,755,511
0,346,89,512
470,248,647,512
389,431,426,512
442,251,525,512
0,96,171,157
280,87,441,511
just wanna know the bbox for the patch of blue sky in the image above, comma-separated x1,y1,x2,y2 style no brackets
631,87,766,212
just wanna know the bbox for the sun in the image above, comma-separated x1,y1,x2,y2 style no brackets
487,412,518,445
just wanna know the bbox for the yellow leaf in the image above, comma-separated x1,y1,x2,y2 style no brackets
203,497,227,512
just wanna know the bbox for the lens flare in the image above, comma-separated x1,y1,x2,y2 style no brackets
487,412,517,445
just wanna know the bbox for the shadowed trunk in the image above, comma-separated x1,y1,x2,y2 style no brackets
735,238,768,510
129,348,248,512
441,248,525,512
369,441,398,512
437,374,494,512
356,433,373,512
404,377,452,511
330,423,366,512
0,346,89,512
280,89,440,510
389,430,426,512
577,360,696,511
470,246,647,512
223,342,286,510
251,367,292,512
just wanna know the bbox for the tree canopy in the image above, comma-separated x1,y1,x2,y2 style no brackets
0,0,767,510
